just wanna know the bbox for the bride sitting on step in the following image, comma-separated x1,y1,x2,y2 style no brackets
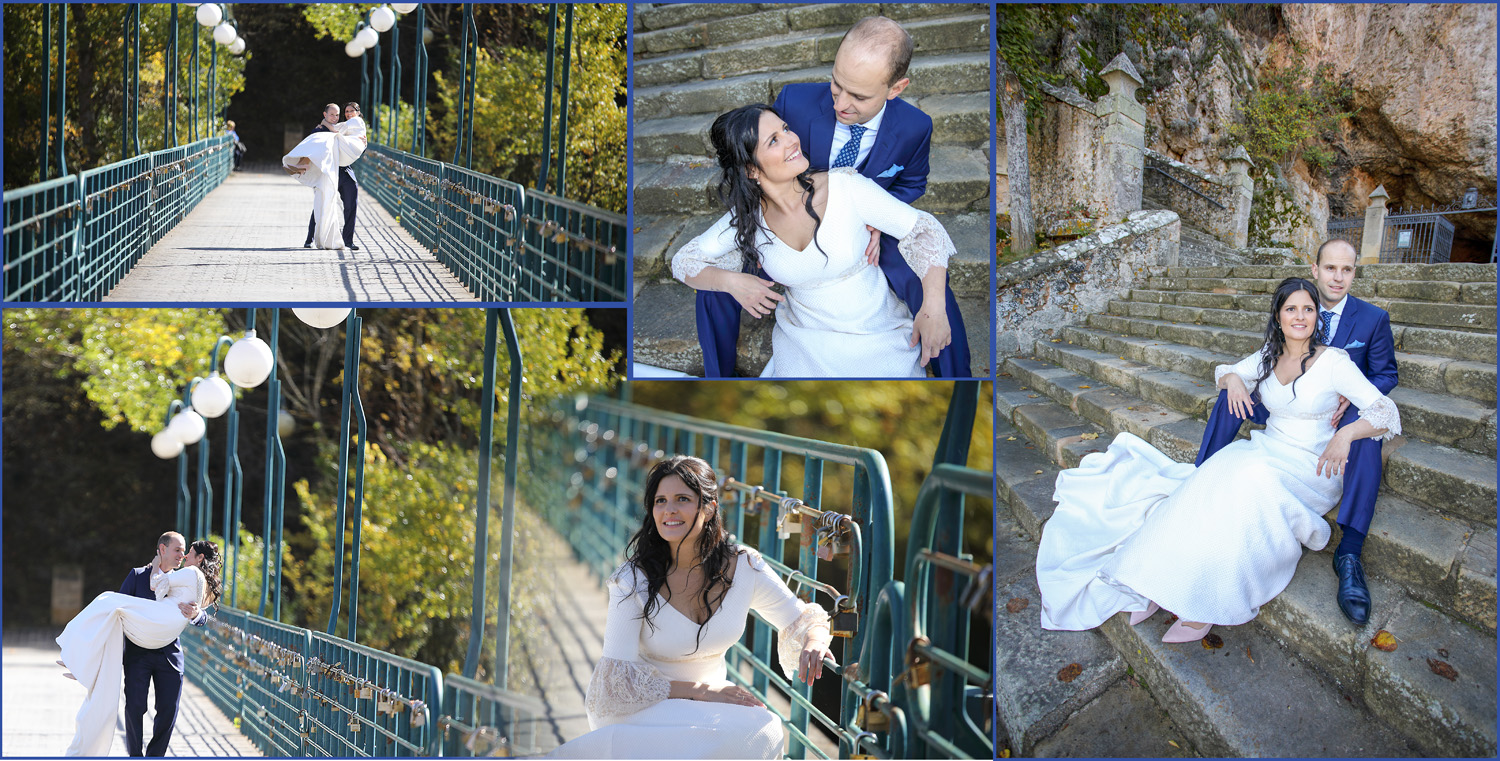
1035,276,1401,642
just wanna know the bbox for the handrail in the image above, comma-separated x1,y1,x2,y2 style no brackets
1144,163,1226,210
3,135,233,301
360,143,626,302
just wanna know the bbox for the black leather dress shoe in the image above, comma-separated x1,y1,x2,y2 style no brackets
1334,553,1371,625
347,244,360,251
303,241,312,248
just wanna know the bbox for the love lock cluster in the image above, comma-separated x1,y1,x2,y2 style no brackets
305,656,429,736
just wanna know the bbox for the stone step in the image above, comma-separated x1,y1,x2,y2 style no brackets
633,145,990,215
633,53,994,121
631,280,993,377
1025,339,1499,525
1144,276,1500,320
1087,310,1498,405
636,3,988,59
634,14,990,87
1068,318,1498,457
1157,263,1498,285
992,409,1459,756
632,211,993,296
1109,296,1500,364
1256,553,1497,757
633,92,990,161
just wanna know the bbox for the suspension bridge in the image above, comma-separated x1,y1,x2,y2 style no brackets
4,307,993,758
3,3,627,304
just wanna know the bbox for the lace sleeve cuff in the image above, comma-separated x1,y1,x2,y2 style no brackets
670,233,740,283
776,604,833,679
1214,364,1249,389
1357,395,1401,440
584,657,671,720
896,212,954,280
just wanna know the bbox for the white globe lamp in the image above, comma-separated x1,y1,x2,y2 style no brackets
391,4,419,14
293,308,352,329
191,375,235,418
229,38,246,55
168,409,207,445
370,6,396,32
278,410,296,437
345,40,366,58
224,331,274,388
152,431,185,459
355,26,379,49
213,21,237,45
195,4,222,28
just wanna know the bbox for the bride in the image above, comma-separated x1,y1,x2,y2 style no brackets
550,456,836,759
670,104,956,378
283,104,367,250
57,540,221,756
1035,278,1401,641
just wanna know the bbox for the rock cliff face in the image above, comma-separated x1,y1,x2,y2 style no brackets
1135,4,1496,260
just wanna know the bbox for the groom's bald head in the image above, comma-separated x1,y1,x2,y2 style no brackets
836,16,913,86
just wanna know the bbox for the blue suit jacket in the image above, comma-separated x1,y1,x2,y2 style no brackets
1328,296,1398,395
771,83,932,202
120,564,205,671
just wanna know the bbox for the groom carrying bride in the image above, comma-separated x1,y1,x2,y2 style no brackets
694,16,972,378
120,532,207,756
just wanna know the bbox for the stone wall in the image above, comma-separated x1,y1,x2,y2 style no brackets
1143,149,1253,247
995,210,1181,356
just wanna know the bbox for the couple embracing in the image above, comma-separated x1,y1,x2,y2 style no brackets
283,102,368,251
55,532,222,756
671,16,973,378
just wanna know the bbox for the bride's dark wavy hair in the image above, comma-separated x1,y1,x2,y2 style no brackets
624,455,737,654
189,540,223,605
1254,277,1324,400
709,104,828,271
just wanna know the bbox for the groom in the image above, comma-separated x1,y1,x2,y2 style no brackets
1197,239,1397,625
302,102,361,251
120,532,206,756
694,16,972,377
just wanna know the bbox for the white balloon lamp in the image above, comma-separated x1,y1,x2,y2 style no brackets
213,21,237,45
356,26,379,49
293,308,352,330
224,331,274,388
152,431,185,459
168,409,207,445
345,40,366,58
190,375,235,418
229,38,246,55
370,6,396,32
195,4,222,28
391,4,419,15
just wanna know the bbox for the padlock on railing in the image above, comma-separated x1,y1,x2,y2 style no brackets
850,730,879,760
903,636,932,688
855,690,891,734
776,497,803,539
830,595,858,639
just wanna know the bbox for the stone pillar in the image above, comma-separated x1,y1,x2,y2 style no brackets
1223,146,1255,249
1094,53,1146,220
1360,185,1389,264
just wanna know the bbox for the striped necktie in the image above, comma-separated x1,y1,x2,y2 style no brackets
832,124,867,169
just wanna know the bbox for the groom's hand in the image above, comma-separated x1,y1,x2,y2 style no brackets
727,273,785,319
1330,395,1350,428
864,226,881,265
179,602,200,619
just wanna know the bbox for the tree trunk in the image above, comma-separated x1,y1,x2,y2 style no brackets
997,57,1034,256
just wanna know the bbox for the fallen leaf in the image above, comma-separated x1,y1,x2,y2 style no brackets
1006,436,1017,441
1201,633,1224,650
1428,658,1458,681
1005,597,1029,614
1371,630,1398,652
1438,648,1450,658
1034,470,1044,475
1057,663,1082,682
1081,433,1100,440
1078,384,1092,389
1052,339,1062,343
1027,394,1040,398
999,750,1011,758
1168,740,1180,749
1245,646,1254,664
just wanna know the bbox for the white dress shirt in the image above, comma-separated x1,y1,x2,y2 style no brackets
827,103,887,170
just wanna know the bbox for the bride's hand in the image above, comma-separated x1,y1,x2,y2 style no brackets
1224,375,1254,419
1316,430,1353,478
797,642,835,684
697,683,765,708
864,225,881,266
910,307,951,368
726,273,785,319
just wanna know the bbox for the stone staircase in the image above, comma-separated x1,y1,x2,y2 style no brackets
994,263,1498,757
630,3,992,375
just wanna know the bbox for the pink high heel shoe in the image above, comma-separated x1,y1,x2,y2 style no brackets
1128,602,1160,626
1162,618,1213,643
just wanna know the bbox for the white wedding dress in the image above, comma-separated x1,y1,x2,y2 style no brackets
282,117,367,250
671,168,955,378
1036,348,1401,630
57,565,208,756
549,548,834,759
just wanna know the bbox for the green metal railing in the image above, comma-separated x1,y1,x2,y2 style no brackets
360,145,626,302
438,674,546,757
3,135,233,301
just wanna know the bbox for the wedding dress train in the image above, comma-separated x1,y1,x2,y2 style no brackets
672,167,955,378
57,566,208,756
282,117,367,250
548,548,833,759
1036,348,1401,631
